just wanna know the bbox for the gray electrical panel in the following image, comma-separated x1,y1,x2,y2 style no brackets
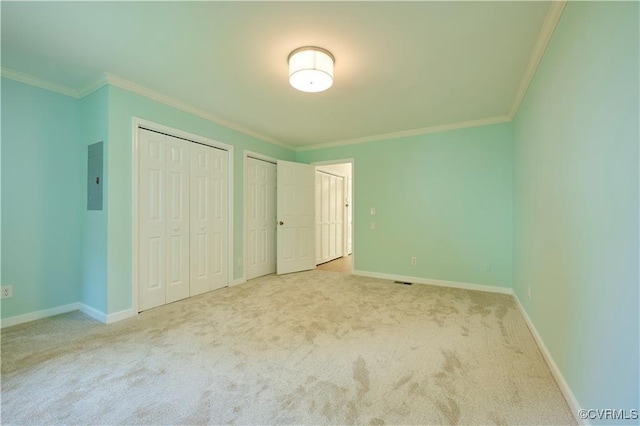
87,141,103,210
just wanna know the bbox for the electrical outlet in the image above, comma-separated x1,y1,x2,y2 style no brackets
527,286,531,301
370,221,376,230
411,257,417,266
1,285,13,299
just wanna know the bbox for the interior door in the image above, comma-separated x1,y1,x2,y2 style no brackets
209,147,228,291
165,135,190,304
315,170,345,265
277,160,315,275
346,175,353,255
247,157,277,280
189,143,229,295
139,129,167,311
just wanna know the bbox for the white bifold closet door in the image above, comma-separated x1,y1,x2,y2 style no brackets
190,143,228,295
315,171,344,265
138,128,228,312
246,157,276,280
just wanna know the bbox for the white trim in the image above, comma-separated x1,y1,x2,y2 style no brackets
4,2,566,152
78,303,107,323
296,115,511,152
106,73,291,150
106,308,136,324
509,1,567,118
131,118,235,314
228,144,236,293
513,294,587,425
1,67,79,98
1,303,80,328
77,74,109,98
243,150,279,281
132,118,141,317
352,270,513,295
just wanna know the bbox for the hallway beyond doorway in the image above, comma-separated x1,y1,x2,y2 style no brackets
316,255,352,274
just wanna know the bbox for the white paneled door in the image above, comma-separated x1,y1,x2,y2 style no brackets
276,160,315,275
315,171,345,265
190,143,228,296
138,128,228,312
165,136,190,304
246,157,276,280
139,130,169,311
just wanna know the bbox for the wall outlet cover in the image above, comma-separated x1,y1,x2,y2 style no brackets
1,285,13,299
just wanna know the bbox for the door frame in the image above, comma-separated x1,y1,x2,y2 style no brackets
312,158,355,270
242,150,278,283
131,117,234,313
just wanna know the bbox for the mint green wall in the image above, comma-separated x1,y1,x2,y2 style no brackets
513,1,639,418
1,78,83,318
297,123,513,289
106,86,295,313
79,86,109,312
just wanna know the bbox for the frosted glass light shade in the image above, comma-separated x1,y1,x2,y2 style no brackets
288,47,334,93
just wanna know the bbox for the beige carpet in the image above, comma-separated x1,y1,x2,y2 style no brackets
1,270,575,425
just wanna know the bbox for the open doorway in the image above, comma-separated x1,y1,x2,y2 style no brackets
243,156,354,280
313,160,354,274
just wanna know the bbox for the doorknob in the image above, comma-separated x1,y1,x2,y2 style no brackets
173,227,179,232
279,221,284,225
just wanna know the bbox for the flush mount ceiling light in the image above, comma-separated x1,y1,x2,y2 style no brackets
288,46,334,93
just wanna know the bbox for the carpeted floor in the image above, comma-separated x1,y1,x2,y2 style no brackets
1,270,575,425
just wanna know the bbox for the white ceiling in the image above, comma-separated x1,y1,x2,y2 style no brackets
1,1,556,149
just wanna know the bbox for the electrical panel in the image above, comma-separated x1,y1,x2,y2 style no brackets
87,141,103,210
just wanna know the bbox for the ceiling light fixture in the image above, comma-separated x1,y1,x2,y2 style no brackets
288,46,334,93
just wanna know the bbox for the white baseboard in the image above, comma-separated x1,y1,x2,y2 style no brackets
106,308,136,324
352,270,513,295
79,304,136,324
1,303,80,328
79,303,107,323
1,302,136,328
513,294,587,425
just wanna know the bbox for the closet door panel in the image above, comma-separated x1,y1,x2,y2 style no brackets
247,158,276,279
138,130,167,311
321,174,330,262
190,146,214,296
165,136,190,304
210,150,228,290
336,176,344,258
314,172,322,264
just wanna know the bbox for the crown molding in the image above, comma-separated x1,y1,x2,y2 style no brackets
1,67,80,98
4,0,565,156
296,115,512,152
1,67,291,149
77,74,109,98
103,73,292,150
509,0,567,119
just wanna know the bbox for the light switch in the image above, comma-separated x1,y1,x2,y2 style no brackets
370,207,376,215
